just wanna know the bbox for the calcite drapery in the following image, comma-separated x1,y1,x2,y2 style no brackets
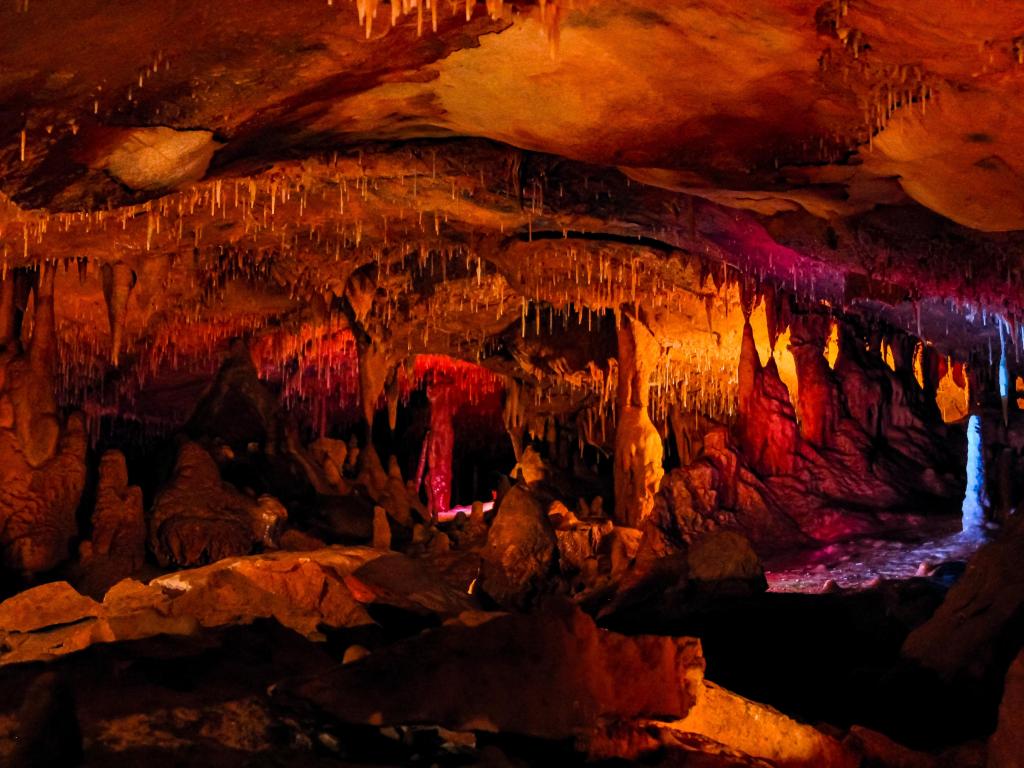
613,310,664,528
737,319,799,477
0,266,87,575
788,314,839,448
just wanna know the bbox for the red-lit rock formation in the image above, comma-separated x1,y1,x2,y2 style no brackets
737,319,800,478
697,309,962,548
425,375,456,521
789,314,840,449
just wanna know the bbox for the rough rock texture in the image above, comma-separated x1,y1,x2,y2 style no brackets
658,428,809,553
186,339,284,449
582,681,857,768
903,516,1024,682
148,441,287,567
478,483,557,608
371,505,391,549
0,547,475,665
989,649,1024,768
76,449,146,595
843,726,940,768
272,601,706,740
0,267,87,575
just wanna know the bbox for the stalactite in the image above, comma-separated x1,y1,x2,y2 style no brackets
101,262,136,367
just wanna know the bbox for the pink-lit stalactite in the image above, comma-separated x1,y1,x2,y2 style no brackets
425,377,456,523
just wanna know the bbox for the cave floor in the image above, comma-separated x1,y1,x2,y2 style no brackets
764,516,983,593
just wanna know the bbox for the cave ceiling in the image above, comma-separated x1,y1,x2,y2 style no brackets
2,0,1024,426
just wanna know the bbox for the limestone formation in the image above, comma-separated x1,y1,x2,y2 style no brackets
903,515,1024,682
76,450,145,595
989,649,1024,768
0,267,87,576
148,441,287,567
613,311,664,528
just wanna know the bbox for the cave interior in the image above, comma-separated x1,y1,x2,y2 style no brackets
1,2,1023,767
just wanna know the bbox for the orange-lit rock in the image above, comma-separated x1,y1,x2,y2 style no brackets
614,310,664,527
665,682,857,768
0,547,475,666
479,483,556,608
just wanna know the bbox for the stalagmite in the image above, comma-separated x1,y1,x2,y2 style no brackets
961,414,988,536
998,317,1010,427
613,309,663,528
0,266,87,575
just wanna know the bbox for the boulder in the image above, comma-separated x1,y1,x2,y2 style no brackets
903,516,1024,682
587,681,857,768
989,649,1024,768
271,601,705,740
687,531,765,586
664,681,856,768
599,528,764,623
0,547,476,666
479,484,557,608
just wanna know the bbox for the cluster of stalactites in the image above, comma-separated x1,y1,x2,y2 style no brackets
350,0,507,39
